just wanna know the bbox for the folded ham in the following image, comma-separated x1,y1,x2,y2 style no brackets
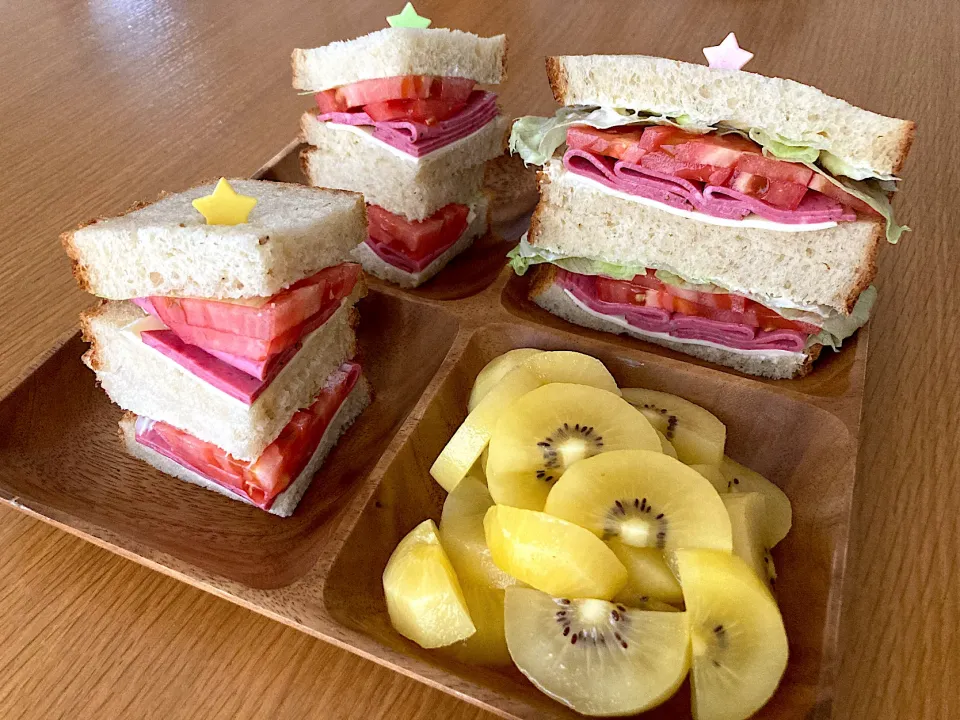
557,270,810,352
318,91,499,158
563,149,856,225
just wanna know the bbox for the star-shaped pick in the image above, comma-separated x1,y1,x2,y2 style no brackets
192,178,257,225
703,33,754,71
387,2,431,28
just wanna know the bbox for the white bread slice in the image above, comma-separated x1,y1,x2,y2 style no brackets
529,265,818,380
119,374,371,517
292,28,507,92
299,126,496,221
81,293,360,462
353,194,489,288
546,55,914,177
63,180,366,300
301,111,508,186
532,160,881,314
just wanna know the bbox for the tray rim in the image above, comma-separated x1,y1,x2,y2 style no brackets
0,139,871,720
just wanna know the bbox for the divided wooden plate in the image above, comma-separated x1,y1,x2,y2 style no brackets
0,142,868,719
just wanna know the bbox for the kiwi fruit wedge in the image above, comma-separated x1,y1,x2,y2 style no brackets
439,476,517,589
433,352,623,493
656,430,679,458
670,549,788,720
442,584,511,666
607,538,684,606
484,505,627,600
382,519,476,649
719,457,792,547
504,587,690,716
468,348,542,412
487,383,660,511
722,493,777,592
621,388,726,466
544,449,733,553
431,364,542,492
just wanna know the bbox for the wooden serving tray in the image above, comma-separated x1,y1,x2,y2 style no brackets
0,142,868,720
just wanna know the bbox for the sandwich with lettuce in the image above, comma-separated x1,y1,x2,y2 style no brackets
508,53,914,379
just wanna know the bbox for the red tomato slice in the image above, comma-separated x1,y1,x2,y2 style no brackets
672,134,760,168
730,170,808,210
808,174,878,215
591,273,819,334
338,75,435,108
136,364,361,508
147,264,360,341
363,97,468,125
566,125,648,163
638,126,703,152
367,203,469,261
435,77,476,104
736,153,813,186
315,89,350,114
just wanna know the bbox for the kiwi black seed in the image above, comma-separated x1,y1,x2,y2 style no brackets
640,403,680,440
534,422,604,482
602,496,669,549
552,597,632,648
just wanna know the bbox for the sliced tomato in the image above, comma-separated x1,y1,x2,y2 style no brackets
736,153,813,186
638,126,703,152
672,133,760,167
337,75,435,107
436,76,476,104
136,364,361,508
566,125,648,163
591,273,820,334
315,89,350,114
808,174,879,215
363,97,469,125
147,264,360,341
730,170,808,210
367,203,469,261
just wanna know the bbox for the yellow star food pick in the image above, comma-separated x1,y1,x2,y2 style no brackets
387,3,431,28
192,178,258,225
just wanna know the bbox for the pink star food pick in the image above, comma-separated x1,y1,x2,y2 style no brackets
703,33,754,71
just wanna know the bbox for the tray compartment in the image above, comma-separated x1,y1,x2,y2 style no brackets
0,290,459,589
323,322,855,718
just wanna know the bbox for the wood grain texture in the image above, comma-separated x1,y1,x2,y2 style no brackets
0,0,956,719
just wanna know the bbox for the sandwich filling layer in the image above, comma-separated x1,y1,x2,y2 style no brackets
510,106,907,242
364,201,478,274
553,268,816,352
315,75,499,158
129,263,361,403
135,362,362,510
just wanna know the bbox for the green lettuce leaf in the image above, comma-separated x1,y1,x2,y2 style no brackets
507,238,646,280
808,285,876,349
802,163,908,243
820,152,899,183
746,128,822,164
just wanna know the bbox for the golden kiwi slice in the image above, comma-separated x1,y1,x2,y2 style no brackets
487,384,660,511
657,430,680,458
484,505,627,600
439,476,517,589
607,538,684,606
382,519,475,649
468,348,542,412
670,549,788,720
442,583,511,666
722,493,777,592
621,388,726,466
504,587,690,716
544,450,732,552
718,456,792,547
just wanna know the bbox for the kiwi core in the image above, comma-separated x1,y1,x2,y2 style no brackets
603,498,668,549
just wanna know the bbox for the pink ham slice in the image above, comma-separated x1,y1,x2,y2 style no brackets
562,149,855,224
556,270,809,353
362,229,464,274
139,330,290,404
318,91,499,158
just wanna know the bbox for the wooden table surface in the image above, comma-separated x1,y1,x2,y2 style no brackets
1,0,956,717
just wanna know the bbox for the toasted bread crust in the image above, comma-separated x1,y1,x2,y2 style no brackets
892,120,917,175
528,263,558,298
545,56,567,105
78,301,111,372
843,217,884,312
